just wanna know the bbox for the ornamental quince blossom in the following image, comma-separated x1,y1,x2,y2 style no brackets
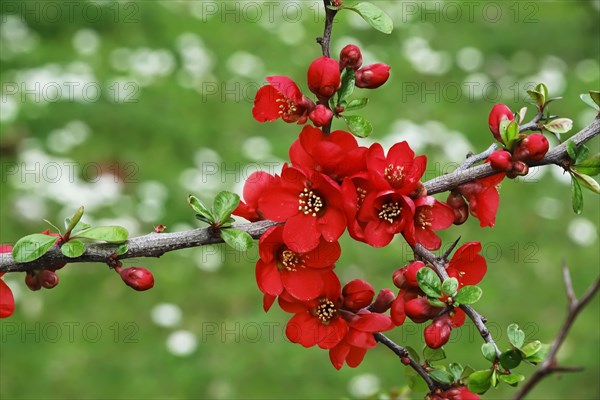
409,196,455,250
252,76,315,124
457,173,505,227
366,141,427,194
233,171,279,222
446,242,487,288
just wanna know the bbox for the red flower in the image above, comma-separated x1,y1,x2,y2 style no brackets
341,173,374,242
290,125,367,182
234,171,279,222
307,56,341,100
367,142,427,194
329,310,394,369
410,196,455,250
259,164,346,253
355,63,391,89
457,173,505,227
256,226,341,301
446,242,487,288
308,104,333,127
0,244,15,318
282,276,348,349
253,76,315,124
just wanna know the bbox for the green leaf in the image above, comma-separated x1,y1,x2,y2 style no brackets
429,369,454,384
517,107,527,124
507,323,525,348
572,171,600,194
43,219,62,235
590,90,600,107
498,373,525,386
416,268,442,298
220,228,254,251
467,369,493,394
188,195,215,223
498,119,512,145
505,120,520,149
115,243,129,256
213,191,240,226
448,363,464,381
343,115,373,138
60,240,86,258
544,118,573,135
490,370,498,388
580,92,600,111
520,340,542,358
427,298,446,307
525,343,550,364
405,346,420,364
345,2,393,34
423,346,446,362
64,206,85,235
481,343,497,362
527,89,545,108
344,98,369,112
73,226,129,243
566,140,578,161
442,277,458,296
536,83,549,100
12,233,58,263
575,145,590,165
337,68,356,105
574,153,600,176
461,365,475,380
570,174,584,214
499,349,522,369
454,285,482,305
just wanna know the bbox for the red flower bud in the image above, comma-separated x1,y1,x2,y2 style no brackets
39,270,59,289
355,63,391,89
371,288,396,313
405,297,441,323
308,104,333,127
307,56,341,99
404,261,426,287
446,192,469,225
488,150,513,172
120,267,154,291
424,316,452,349
507,161,529,178
339,44,362,70
443,386,481,400
488,104,514,143
342,279,374,311
392,267,406,289
25,271,42,291
390,296,406,326
513,133,549,162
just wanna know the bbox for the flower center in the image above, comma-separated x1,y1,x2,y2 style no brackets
276,97,297,117
298,188,323,217
278,249,303,272
416,208,432,229
384,163,405,187
315,299,337,324
378,201,402,223
356,186,367,209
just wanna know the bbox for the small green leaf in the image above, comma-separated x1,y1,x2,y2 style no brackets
188,195,215,223
427,298,446,308
344,98,369,112
527,89,545,108
467,369,493,394
429,369,454,384
536,83,548,99
490,370,498,388
572,171,600,194
448,363,464,381
507,323,525,348
64,206,85,235
461,365,475,380
61,240,86,258
499,349,522,369
345,2,393,34
213,191,240,226
571,174,584,214
566,140,577,161
505,121,520,148
405,346,420,364
115,243,129,256
575,144,590,165
574,153,600,176
454,285,482,305
520,340,542,358
590,90,600,107
499,119,512,145
416,268,442,298
498,373,525,386
517,107,527,124
525,343,550,363
74,226,129,243
344,115,373,138
12,234,58,263
423,346,446,362
43,219,62,235
220,228,254,251
481,343,497,362
442,277,458,296
544,118,573,135
580,92,600,111
337,68,356,105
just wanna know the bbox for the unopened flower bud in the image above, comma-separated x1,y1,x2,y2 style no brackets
39,269,59,289
507,160,529,178
339,44,362,70
371,288,396,313
488,104,514,143
424,317,452,349
512,133,549,162
307,56,341,99
355,63,391,89
392,267,407,289
404,261,426,287
308,104,334,127
25,271,41,291
488,150,513,172
342,279,374,311
405,297,441,323
120,267,154,291
446,192,469,225
390,296,406,326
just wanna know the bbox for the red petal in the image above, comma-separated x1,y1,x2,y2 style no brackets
286,312,319,348
429,200,456,230
317,317,347,349
414,227,441,251
346,346,368,368
289,139,315,170
318,207,346,243
474,187,500,227
243,171,276,206
346,329,376,348
282,268,325,301
283,214,320,253
450,308,466,327
364,220,394,248
329,341,350,370
255,259,283,297
263,294,276,312
450,243,487,286
252,85,283,122
0,279,15,318
258,188,299,221
266,76,303,104
350,312,395,332
303,239,341,268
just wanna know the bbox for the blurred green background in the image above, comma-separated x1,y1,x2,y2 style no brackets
1,1,599,399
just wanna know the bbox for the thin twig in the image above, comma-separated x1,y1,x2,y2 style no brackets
456,144,497,172
518,112,544,133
